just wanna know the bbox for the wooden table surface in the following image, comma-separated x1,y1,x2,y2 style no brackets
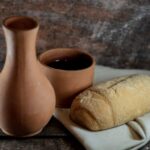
0,117,85,150
0,116,149,150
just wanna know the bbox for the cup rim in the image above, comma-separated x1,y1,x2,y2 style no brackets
39,48,95,72
3,16,39,31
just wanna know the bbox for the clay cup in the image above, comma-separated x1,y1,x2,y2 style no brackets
39,48,95,108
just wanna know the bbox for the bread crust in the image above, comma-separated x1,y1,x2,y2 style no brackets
70,75,150,131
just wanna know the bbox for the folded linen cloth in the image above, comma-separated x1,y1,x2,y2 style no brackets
54,65,150,150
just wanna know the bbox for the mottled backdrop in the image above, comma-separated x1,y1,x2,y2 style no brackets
0,0,149,69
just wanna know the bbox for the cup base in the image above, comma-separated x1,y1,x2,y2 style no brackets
1,128,43,137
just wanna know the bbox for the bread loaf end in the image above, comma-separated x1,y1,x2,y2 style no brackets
70,89,114,131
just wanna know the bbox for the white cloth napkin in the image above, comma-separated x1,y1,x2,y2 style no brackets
54,65,150,150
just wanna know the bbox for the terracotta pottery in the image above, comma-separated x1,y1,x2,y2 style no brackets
39,48,95,108
0,16,56,137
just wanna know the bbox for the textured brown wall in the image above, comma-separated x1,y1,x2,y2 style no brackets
0,0,149,69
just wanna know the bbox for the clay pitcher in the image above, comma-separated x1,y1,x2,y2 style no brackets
0,16,55,137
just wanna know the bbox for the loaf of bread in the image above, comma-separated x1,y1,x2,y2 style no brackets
70,74,150,131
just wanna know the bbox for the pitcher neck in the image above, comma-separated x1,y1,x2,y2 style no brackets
2,16,39,62
3,27,38,60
